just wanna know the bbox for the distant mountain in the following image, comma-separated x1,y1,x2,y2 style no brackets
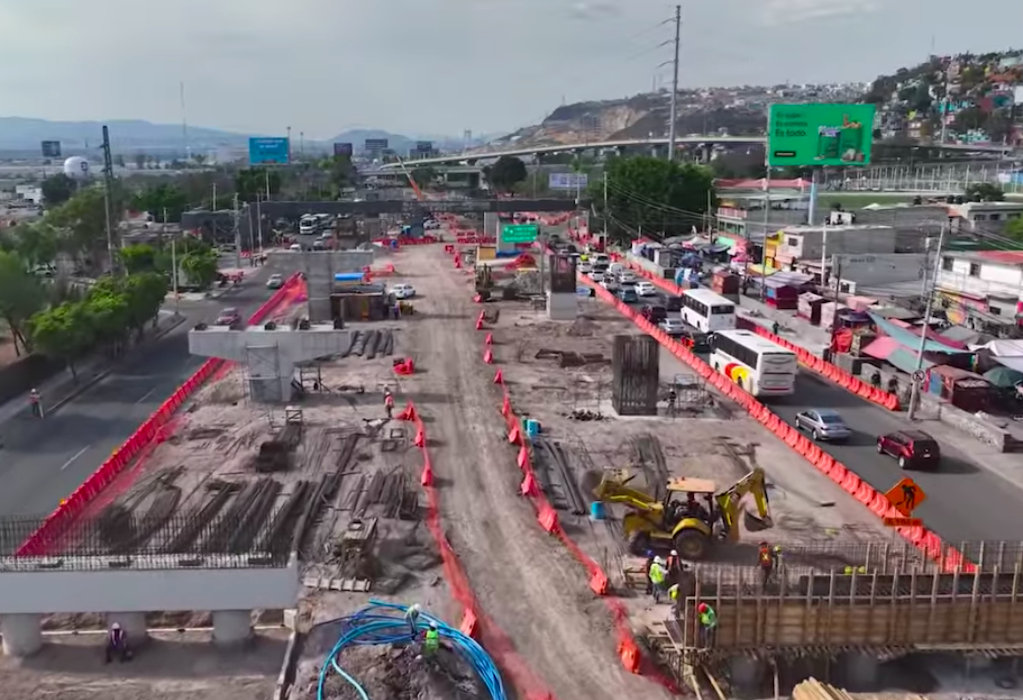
0,117,250,153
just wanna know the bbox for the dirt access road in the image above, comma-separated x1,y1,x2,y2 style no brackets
394,246,670,700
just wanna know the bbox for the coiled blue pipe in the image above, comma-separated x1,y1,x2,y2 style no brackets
316,600,506,700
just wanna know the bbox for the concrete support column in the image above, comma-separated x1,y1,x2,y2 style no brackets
729,655,764,698
841,652,879,691
1,613,43,657
106,612,148,645
213,610,252,646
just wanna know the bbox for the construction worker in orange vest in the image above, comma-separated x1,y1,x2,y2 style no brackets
757,541,781,590
384,389,395,419
665,549,682,584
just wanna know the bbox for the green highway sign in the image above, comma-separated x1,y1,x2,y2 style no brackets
502,223,539,244
767,103,876,167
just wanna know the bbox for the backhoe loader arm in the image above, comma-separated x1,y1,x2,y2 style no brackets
715,467,773,540
593,472,663,514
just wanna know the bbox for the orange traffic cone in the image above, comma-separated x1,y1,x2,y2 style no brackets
493,368,503,383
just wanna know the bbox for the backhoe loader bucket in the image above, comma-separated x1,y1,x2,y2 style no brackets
744,509,774,532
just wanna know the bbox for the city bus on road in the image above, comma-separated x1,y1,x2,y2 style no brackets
709,329,797,397
680,288,736,333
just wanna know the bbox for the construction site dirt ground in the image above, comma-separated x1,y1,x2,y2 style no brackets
0,629,290,700
341,243,677,700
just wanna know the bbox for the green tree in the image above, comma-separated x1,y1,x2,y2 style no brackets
179,249,218,290
1006,217,1023,243
124,272,169,334
119,243,157,275
410,166,436,189
0,251,45,355
48,186,124,266
235,168,282,202
29,301,95,380
965,182,1005,202
41,173,76,207
131,183,189,223
11,220,60,266
484,156,528,192
84,280,131,356
326,155,356,190
591,155,717,243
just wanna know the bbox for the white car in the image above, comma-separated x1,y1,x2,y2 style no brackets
577,262,593,274
617,270,638,284
634,281,657,296
424,220,441,230
390,283,416,299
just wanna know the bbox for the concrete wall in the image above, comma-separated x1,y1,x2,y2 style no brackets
298,250,374,323
855,205,947,253
0,555,299,614
831,253,927,289
779,225,897,263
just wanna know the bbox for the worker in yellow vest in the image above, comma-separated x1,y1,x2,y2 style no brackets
423,622,440,655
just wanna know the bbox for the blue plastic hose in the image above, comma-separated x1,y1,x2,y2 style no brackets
316,601,506,700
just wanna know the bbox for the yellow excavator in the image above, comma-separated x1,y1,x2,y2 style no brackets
593,467,773,561
475,265,494,301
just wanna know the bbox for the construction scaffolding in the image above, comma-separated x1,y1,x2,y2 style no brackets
644,540,1023,697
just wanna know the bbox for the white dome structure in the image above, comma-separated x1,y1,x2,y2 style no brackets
63,156,91,179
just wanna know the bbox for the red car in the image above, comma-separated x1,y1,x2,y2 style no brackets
877,430,941,470
215,307,242,326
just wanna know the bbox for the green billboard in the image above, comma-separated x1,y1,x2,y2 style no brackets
502,223,539,244
767,103,875,167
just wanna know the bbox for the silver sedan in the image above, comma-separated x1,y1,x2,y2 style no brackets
795,409,852,442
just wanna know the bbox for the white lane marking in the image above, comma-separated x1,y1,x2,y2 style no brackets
135,387,157,404
60,446,90,471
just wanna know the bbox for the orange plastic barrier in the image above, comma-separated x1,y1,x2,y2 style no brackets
16,272,306,557
401,397,558,699
579,275,975,575
475,305,680,689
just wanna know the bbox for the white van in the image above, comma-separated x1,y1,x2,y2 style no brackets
299,216,317,235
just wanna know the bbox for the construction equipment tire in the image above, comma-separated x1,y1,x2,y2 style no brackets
674,529,710,561
628,531,651,557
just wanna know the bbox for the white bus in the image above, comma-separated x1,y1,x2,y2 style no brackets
709,329,797,397
680,288,736,333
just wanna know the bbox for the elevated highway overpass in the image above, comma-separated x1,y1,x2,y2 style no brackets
378,136,1017,169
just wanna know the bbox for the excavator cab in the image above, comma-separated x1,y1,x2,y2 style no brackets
593,467,773,561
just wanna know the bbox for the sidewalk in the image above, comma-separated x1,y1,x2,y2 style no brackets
736,294,833,355
0,310,186,429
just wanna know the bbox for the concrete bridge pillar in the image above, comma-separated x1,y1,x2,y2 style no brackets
1,613,43,657
729,655,764,697
213,610,252,646
841,652,879,690
107,611,148,645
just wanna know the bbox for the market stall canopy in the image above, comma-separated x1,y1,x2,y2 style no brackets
983,366,1023,388
868,311,970,354
971,339,1023,373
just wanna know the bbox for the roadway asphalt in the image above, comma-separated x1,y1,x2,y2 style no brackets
0,256,297,519
615,285,1023,549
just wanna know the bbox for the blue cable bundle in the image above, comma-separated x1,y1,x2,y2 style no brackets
316,600,506,700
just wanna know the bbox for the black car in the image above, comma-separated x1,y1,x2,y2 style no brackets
665,296,685,312
682,329,710,353
640,305,667,323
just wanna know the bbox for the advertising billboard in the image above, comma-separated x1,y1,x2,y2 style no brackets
333,142,353,157
415,141,433,152
549,173,589,190
767,104,875,167
248,137,290,165
364,138,389,154
41,140,62,158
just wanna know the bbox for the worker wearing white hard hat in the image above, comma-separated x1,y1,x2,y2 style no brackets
405,604,422,638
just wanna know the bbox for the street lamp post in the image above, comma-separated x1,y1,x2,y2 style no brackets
907,222,947,420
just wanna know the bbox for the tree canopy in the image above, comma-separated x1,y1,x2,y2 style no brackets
592,155,717,243
235,168,282,202
484,156,528,192
41,173,76,207
131,183,189,223
0,251,45,355
965,182,1005,203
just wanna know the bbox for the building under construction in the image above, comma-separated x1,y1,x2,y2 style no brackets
644,540,1023,698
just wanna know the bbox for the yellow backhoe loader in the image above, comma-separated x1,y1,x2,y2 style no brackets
593,467,773,561
475,265,494,301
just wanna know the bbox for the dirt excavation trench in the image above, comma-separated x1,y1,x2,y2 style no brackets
396,246,670,700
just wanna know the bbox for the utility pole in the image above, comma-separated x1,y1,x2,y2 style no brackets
666,4,681,163
232,193,242,270
907,222,947,420
170,235,179,315
602,172,608,241
100,125,116,273
212,182,217,210
256,193,264,263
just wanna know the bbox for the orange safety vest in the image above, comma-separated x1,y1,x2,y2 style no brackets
758,546,773,568
665,555,679,571
384,394,395,408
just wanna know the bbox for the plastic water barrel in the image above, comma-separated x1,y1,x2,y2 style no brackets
590,501,606,520
525,419,540,439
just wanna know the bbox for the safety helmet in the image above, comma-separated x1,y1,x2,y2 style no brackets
773,545,782,553
111,622,121,630
653,556,665,565
429,621,438,630
670,550,678,557
759,541,769,547
409,603,421,613
697,603,708,613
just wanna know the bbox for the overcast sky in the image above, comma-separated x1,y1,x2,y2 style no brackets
0,0,1020,139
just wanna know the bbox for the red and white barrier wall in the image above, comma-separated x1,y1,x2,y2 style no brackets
16,272,306,557
577,276,974,574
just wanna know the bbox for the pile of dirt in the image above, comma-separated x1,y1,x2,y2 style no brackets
311,644,486,700
566,317,596,336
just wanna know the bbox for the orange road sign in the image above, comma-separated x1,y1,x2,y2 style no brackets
883,517,923,527
885,477,926,518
